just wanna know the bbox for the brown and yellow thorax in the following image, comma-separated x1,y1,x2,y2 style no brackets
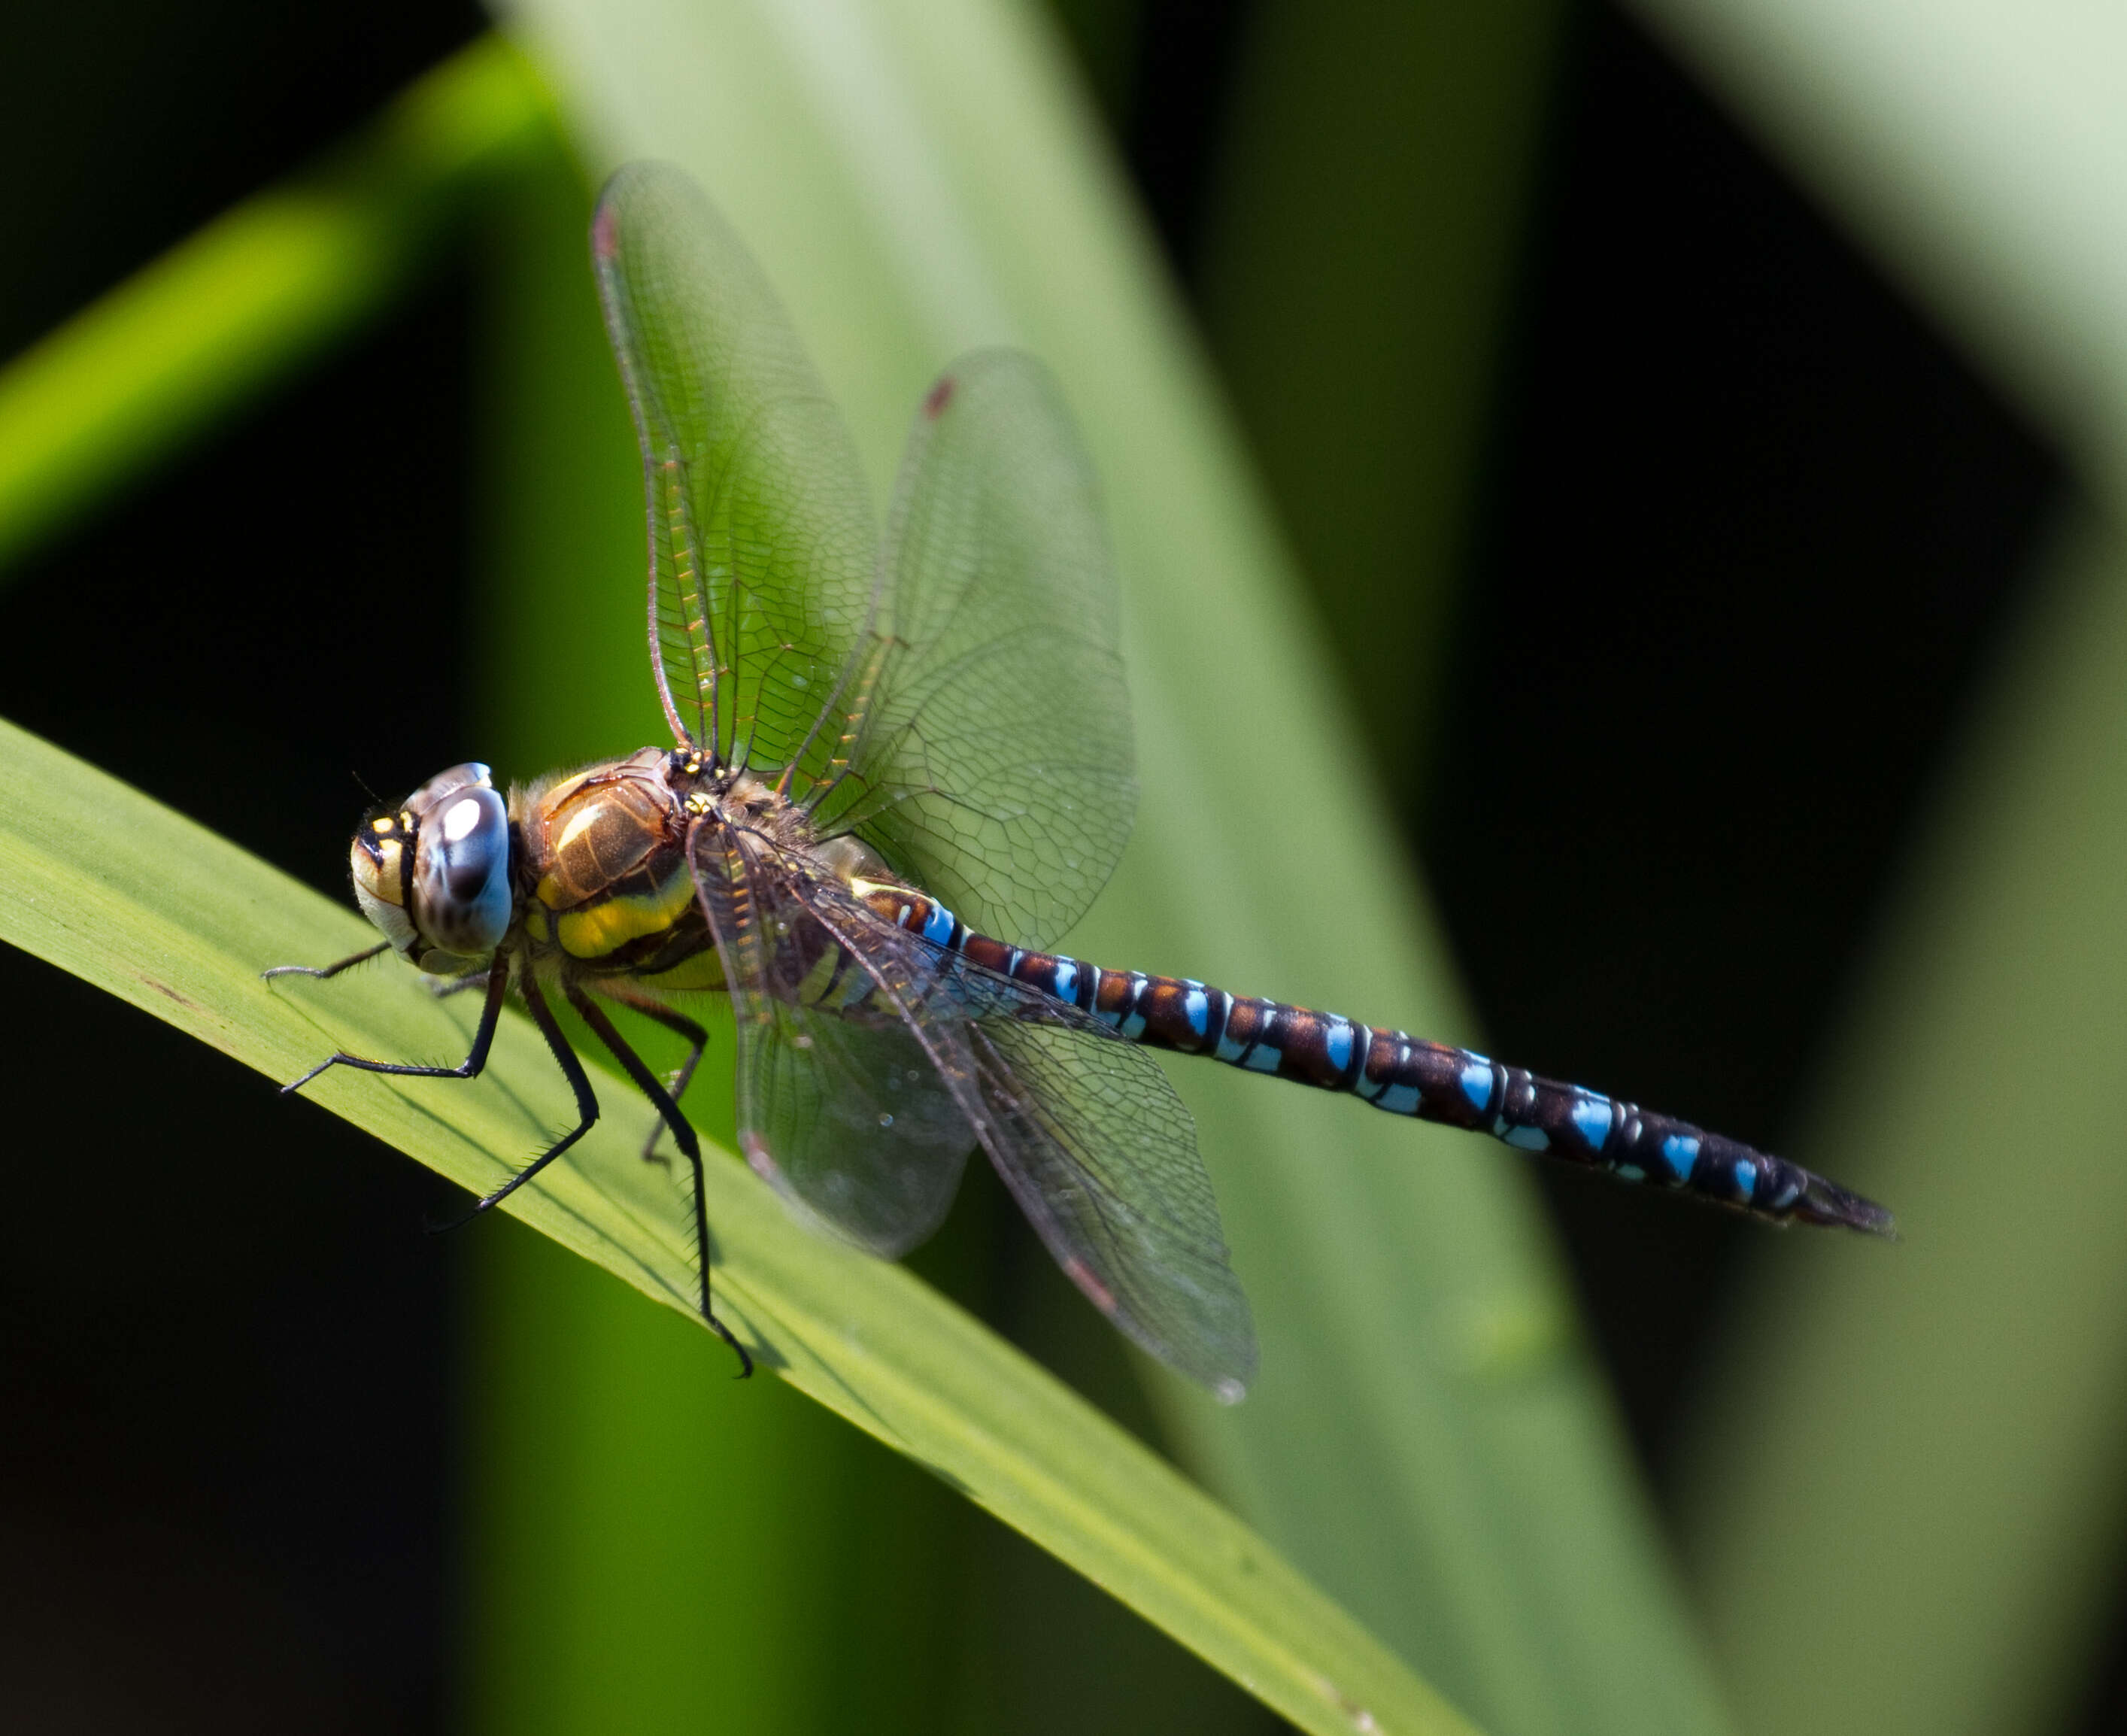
506,748,891,995
512,747,715,981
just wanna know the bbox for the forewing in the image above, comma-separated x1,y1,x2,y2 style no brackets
787,876,1259,1399
593,164,876,767
812,351,1136,949
689,824,972,1255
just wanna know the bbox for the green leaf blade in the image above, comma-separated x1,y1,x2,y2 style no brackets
0,712,1476,1736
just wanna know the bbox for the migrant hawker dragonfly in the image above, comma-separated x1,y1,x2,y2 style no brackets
271,163,1892,1401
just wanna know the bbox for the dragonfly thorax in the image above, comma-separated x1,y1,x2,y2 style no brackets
502,746,886,979
350,762,513,976
705,769,878,870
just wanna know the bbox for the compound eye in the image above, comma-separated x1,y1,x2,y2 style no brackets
411,785,512,967
350,817,416,954
405,761,494,813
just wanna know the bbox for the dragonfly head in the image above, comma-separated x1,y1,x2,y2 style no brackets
350,763,514,975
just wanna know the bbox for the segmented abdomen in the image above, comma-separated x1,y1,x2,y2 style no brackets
863,883,1893,1237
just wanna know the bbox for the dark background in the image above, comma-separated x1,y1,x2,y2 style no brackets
0,1,2095,1728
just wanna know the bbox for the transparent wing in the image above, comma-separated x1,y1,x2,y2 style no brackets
688,824,972,1255
593,163,877,767
969,1018,1258,1401
809,351,1137,950
696,829,1256,1397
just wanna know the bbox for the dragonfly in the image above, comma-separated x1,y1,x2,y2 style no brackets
271,162,1892,1402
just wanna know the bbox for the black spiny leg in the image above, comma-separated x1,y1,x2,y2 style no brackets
434,964,602,1227
568,984,752,1379
596,981,710,1166
278,951,511,1095
262,939,392,982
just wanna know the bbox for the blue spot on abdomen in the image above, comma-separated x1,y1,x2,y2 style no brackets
1322,1018,1353,1075
1183,988,1209,1039
1570,1094,1612,1151
1458,1058,1494,1111
1660,1133,1700,1183
921,900,957,947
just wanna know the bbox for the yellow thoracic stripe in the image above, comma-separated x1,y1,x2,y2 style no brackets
639,948,727,992
555,862,697,959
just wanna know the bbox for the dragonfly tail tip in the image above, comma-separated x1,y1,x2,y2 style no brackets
1800,1173,1897,1240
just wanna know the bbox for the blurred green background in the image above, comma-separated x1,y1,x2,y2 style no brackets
2,2,2124,1734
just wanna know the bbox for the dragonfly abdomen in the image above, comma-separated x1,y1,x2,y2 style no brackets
865,882,1892,1238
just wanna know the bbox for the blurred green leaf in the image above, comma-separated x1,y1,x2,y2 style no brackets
0,35,551,577
0,712,1473,1736
1197,0,1567,806
1041,0,1142,125
496,3,1732,1730
1605,2,2127,1728
1679,510,2127,1734
1622,0,2127,481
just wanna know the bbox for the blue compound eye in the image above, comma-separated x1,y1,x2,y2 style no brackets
395,769,512,971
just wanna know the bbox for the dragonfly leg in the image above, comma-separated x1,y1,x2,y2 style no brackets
262,939,392,982
423,968,490,1002
568,982,751,1379
428,964,600,1232
278,954,511,1094
593,982,710,1167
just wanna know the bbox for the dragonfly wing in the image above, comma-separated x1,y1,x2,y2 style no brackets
969,1018,1258,1401
813,350,1136,950
787,873,1259,1399
741,1006,977,1258
689,824,972,1255
593,164,877,768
